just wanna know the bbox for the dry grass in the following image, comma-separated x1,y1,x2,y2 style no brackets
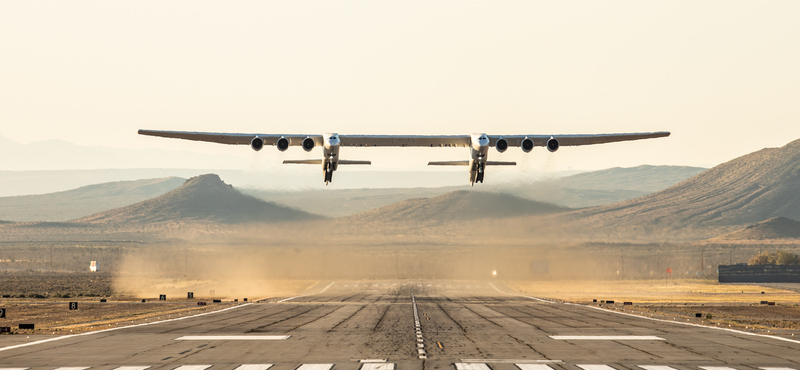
508,279,800,303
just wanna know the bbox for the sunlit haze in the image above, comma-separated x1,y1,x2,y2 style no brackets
2,1,799,188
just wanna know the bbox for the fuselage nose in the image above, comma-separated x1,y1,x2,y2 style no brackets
324,133,341,149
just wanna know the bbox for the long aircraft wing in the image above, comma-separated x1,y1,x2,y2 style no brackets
138,130,669,147
488,132,670,147
137,130,324,146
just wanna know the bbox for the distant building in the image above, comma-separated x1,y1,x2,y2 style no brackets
719,264,800,283
90,261,97,272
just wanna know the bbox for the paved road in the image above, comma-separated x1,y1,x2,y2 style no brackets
1,281,799,370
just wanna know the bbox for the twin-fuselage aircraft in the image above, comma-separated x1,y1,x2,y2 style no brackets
138,130,670,185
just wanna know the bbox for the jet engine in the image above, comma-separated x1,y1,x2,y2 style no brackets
547,137,560,152
276,137,290,152
302,137,315,152
495,138,508,153
521,137,534,153
250,137,264,151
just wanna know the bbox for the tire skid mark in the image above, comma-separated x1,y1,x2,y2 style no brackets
248,305,326,332
327,304,367,332
288,305,345,332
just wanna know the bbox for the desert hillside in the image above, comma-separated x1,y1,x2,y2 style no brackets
76,174,321,224
574,138,800,230
716,217,800,241
344,190,567,224
0,177,185,222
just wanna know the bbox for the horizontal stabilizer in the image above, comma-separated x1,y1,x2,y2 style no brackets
428,161,469,166
283,160,323,165
486,161,516,166
338,160,371,165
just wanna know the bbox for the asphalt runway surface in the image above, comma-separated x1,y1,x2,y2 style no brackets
1,281,799,370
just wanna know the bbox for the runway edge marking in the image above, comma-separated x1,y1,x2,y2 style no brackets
0,303,252,353
277,282,336,303
489,282,800,346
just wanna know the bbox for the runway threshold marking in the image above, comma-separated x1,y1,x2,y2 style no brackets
296,364,334,370
550,336,665,341
461,360,563,364
54,367,91,370
360,363,395,370
233,364,273,370
172,366,211,370
515,365,554,370
455,364,492,370
638,366,678,370
113,367,151,370
699,367,739,370
277,282,336,303
175,335,290,340
577,365,617,370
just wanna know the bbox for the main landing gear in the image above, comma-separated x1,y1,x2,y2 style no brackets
475,162,485,183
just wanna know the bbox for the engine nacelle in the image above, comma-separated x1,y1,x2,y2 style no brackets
521,137,534,153
250,136,264,151
276,137,290,152
302,137,315,152
495,138,508,153
547,137,560,152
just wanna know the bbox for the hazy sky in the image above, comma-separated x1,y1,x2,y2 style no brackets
2,1,799,175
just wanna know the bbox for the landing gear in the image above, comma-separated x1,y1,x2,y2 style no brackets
324,162,334,184
475,163,485,183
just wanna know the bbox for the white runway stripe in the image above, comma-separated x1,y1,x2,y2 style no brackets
456,364,492,370
577,365,617,370
515,364,554,370
296,365,334,370
0,368,29,370
360,364,395,370
173,366,211,370
700,367,738,370
639,366,678,370
234,365,273,370
113,367,151,370
551,336,664,341
760,368,797,370
175,335,290,340
54,368,90,370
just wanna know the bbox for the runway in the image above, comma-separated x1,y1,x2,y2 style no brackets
1,281,799,370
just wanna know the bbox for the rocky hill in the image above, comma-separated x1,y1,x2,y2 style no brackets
76,174,321,224
716,217,800,240
344,190,568,224
574,138,800,230
0,177,185,222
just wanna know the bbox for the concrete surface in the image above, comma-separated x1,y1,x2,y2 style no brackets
1,281,799,370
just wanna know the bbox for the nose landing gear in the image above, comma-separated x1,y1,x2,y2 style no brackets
324,162,334,184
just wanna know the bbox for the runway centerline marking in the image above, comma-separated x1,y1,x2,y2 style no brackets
175,335,290,340
455,364,492,370
233,364,273,370
550,336,665,341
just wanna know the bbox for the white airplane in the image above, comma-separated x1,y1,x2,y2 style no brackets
138,130,670,185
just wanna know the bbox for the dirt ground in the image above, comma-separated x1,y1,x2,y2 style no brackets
509,279,800,338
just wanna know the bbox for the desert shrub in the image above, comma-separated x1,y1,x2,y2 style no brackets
748,250,800,265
